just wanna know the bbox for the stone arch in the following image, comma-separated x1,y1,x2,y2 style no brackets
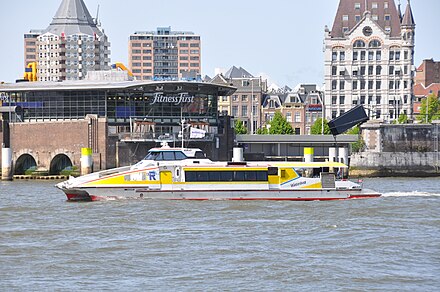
49,154,73,175
14,154,37,175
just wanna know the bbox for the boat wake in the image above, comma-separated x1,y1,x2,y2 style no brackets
382,191,440,197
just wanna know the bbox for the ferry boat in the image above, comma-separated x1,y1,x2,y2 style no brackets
56,145,381,201
56,146,381,201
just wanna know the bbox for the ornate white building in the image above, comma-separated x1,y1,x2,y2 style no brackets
24,0,110,81
324,0,415,122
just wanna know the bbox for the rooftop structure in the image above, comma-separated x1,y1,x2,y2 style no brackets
24,0,111,81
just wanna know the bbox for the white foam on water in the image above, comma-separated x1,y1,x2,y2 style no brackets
382,191,440,197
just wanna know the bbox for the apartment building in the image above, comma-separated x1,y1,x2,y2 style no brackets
24,0,111,81
324,0,415,121
128,27,201,81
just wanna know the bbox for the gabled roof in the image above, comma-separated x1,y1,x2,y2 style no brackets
45,0,103,36
401,1,415,27
224,66,254,79
413,83,440,97
330,0,402,38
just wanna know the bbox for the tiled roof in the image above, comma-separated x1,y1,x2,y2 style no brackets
330,0,402,38
414,83,440,97
401,1,415,27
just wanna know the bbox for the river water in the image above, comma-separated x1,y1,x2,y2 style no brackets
1,178,440,291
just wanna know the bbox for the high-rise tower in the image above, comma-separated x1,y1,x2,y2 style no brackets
324,0,415,121
24,0,111,81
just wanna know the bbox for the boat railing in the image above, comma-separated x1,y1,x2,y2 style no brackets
120,131,215,142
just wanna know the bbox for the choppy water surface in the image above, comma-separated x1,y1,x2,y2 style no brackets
1,178,440,291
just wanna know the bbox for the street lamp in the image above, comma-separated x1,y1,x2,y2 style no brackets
251,78,254,135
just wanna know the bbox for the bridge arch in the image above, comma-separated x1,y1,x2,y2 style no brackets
49,154,73,175
14,154,37,175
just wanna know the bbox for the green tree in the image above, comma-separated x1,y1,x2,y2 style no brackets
234,119,248,134
267,111,294,135
256,127,268,134
397,113,408,124
311,118,332,135
346,125,365,152
418,93,440,123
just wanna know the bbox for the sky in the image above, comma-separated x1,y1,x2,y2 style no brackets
1,0,439,87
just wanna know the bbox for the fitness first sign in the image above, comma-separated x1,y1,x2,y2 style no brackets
150,92,195,105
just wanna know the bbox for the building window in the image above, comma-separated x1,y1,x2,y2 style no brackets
361,51,366,61
286,112,292,122
222,96,228,102
232,106,238,117
372,2,378,9
332,66,337,76
340,80,345,90
404,51,408,60
389,51,394,60
353,81,358,90
339,96,345,104
395,51,401,60
353,51,358,61
389,66,394,75
385,15,391,21
360,66,366,76
355,3,361,9
355,15,361,22
368,81,374,90
343,15,349,21
369,51,374,60
332,52,337,61
368,66,374,75
242,80,250,86
376,65,382,75
376,96,381,105
332,96,337,104
376,50,382,60
232,95,238,102
384,2,388,9
332,80,337,90
241,95,248,102
353,40,366,48
389,81,394,89
340,51,345,61
361,81,366,90
376,81,381,89
295,112,301,123
372,15,379,21
241,105,248,117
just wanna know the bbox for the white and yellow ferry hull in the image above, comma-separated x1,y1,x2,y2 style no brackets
61,186,380,201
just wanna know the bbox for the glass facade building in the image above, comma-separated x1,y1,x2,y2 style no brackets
0,81,234,127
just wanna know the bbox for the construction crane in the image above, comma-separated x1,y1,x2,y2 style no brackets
111,62,134,77
23,62,38,82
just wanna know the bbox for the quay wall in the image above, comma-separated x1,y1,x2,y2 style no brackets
350,122,440,177
0,116,111,174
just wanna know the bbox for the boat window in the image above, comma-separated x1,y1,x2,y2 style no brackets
175,151,187,160
195,151,206,158
154,152,164,161
268,167,278,176
185,170,268,182
143,151,160,160
162,151,175,161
